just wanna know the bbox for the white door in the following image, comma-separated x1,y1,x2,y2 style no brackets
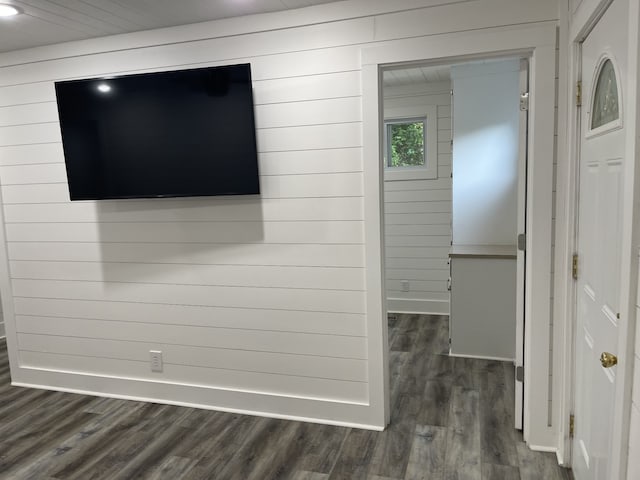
573,1,627,479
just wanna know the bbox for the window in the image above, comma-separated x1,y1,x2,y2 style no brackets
384,105,437,180
590,58,620,131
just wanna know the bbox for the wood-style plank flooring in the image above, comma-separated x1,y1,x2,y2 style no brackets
0,315,573,479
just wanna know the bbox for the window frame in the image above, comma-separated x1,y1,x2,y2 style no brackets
587,53,623,138
383,104,438,181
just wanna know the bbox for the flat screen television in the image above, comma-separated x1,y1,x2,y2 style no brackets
55,63,260,200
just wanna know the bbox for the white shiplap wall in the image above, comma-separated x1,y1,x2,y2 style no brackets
383,80,452,315
0,0,559,427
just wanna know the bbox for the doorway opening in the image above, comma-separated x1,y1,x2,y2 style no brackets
381,56,529,436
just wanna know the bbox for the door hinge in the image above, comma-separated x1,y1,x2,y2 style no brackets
569,414,575,437
517,233,526,251
520,92,529,111
516,366,524,382
576,81,582,106
572,254,579,280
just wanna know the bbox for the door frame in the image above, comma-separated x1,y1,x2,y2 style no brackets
361,22,558,448
555,0,640,475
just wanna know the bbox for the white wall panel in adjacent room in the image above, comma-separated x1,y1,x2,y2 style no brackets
383,80,452,314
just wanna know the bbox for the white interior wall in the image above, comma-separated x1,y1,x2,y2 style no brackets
451,59,520,246
383,80,452,315
0,0,560,429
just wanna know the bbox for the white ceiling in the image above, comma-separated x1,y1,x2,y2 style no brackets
383,65,451,88
0,0,345,53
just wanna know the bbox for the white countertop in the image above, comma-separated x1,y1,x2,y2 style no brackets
449,244,517,259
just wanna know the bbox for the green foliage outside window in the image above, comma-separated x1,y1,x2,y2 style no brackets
387,120,425,167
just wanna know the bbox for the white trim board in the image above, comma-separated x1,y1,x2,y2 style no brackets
387,298,449,315
13,366,382,429
362,22,558,446
448,353,515,362
11,381,384,431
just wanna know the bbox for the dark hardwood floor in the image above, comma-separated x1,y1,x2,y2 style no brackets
0,315,572,479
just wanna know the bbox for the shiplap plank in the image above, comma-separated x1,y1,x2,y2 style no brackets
0,142,64,166
386,268,449,281
253,71,361,105
17,333,368,382
262,172,363,198
5,221,364,245
16,315,368,359
384,201,451,214
373,0,557,41
0,123,61,146
386,279,444,292
384,180,451,193
385,224,450,236
383,81,451,97
9,261,365,291
19,350,368,403
385,247,450,259
12,279,365,313
438,129,452,142
386,258,449,270
437,141,451,155
258,148,362,176
383,189,451,203
438,106,452,118
3,197,364,222
438,153,452,166
255,97,361,128
0,38,364,88
384,213,450,225
384,93,452,110
0,81,56,107
0,102,59,127
384,235,450,247
13,297,366,336
0,163,66,184
387,291,449,301
257,123,362,152
8,242,365,267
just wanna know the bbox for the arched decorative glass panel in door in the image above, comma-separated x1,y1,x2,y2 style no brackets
591,58,619,129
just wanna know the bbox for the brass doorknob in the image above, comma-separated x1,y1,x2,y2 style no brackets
600,352,618,368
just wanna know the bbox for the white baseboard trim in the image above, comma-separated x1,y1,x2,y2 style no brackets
12,366,384,431
387,298,449,315
448,352,515,362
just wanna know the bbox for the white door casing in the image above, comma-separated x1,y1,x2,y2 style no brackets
572,0,627,478
515,58,529,431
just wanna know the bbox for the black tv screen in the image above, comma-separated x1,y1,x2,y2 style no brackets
55,63,260,200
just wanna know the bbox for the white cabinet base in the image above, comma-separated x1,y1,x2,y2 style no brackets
449,247,516,361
